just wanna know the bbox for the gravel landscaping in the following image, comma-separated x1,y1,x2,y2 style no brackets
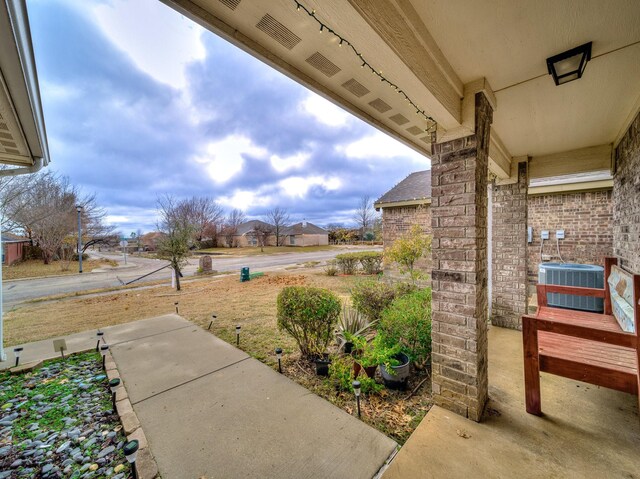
0,351,132,478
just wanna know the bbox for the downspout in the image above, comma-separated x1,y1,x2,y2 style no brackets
0,156,42,361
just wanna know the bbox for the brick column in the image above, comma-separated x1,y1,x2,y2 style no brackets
430,92,492,422
491,161,528,329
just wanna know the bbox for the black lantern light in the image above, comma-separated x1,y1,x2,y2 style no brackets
100,344,109,369
275,348,283,373
352,380,361,418
13,347,23,367
235,325,241,346
109,378,120,409
96,331,104,351
124,439,140,479
546,42,592,86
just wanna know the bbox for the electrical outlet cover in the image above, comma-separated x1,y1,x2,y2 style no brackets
556,230,565,239
541,230,550,240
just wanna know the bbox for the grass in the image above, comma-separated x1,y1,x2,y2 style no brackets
4,271,432,444
196,245,338,256
3,259,118,281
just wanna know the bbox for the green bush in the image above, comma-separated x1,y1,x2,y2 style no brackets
328,355,382,394
277,286,341,358
351,280,396,322
359,251,383,275
335,253,360,275
377,288,432,369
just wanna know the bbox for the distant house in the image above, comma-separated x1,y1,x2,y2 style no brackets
284,222,329,247
140,232,167,251
2,233,30,265
221,220,276,248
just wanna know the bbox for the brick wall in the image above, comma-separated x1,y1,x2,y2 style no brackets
614,110,640,273
381,205,431,284
430,92,491,422
491,162,528,329
527,190,613,284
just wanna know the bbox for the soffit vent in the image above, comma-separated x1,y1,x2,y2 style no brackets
390,113,409,125
0,121,8,132
368,98,391,113
341,78,370,98
0,140,17,148
306,52,341,77
218,0,241,10
256,14,301,50
0,132,11,140
420,136,432,144
406,126,424,136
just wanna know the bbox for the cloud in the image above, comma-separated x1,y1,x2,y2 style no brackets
194,135,267,183
279,176,341,198
339,131,428,163
270,152,309,173
92,0,206,89
300,93,351,127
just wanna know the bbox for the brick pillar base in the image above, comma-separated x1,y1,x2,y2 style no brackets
491,161,528,329
431,92,492,422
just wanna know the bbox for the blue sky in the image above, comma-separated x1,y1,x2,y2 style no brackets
28,0,430,233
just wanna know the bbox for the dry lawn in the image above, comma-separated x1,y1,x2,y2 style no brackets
197,245,337,256
4,270,432,444
3,259,118,281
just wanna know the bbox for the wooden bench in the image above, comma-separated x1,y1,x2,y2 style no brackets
522,257,640,415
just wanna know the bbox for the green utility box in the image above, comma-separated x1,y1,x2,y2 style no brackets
240,266,250,282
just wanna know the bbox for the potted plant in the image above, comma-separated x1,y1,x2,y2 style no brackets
379,352,411,390
348,334,377,378
314,352,332,376
335,305,376,354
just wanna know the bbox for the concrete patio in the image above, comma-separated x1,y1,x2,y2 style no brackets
383,326,640,478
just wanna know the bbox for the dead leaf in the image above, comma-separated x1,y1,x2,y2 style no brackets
456,429,471,439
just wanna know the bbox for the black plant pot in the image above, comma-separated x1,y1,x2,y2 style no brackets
344,342,354,354
315,358,331,376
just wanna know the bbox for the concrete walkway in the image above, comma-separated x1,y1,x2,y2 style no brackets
383,326,640,478
3,315,397,478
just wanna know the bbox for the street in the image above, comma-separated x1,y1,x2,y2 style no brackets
2,246,380,308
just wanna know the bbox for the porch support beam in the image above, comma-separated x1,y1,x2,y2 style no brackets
529,144,612,180
430,92,492,422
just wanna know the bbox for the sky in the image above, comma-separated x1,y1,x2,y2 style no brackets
27,0,430,234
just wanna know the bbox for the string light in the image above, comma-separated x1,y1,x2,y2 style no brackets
292,1,437,134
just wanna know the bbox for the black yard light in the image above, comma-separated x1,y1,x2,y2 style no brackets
208,313,217,330
13,347,23,367
100,344,109,369
235,325,241,346
109,378,120,410
352,380,361,418
124,439,139,479
546,42,592,86
96,331,104,351
174,302,179,314
275,348,283,373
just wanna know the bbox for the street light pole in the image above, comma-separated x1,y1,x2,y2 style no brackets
76,205,83,273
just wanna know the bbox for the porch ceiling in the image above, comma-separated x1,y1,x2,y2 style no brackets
164,0,640,178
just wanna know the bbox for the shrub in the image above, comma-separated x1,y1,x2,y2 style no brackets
328,355,382,394
324,260,338,276
351,280,396,322
359,251,383,275
384,225,432,283
277,286,341,359
335,305,377,351
377,288,432,369
335,253,359,275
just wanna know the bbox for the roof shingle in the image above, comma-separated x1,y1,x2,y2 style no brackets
375,170,431,206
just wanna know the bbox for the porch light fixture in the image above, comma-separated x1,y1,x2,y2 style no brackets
546,42,592,86
275,348,283,373
124,439,139,479
352,380,361,418
13,347,23,367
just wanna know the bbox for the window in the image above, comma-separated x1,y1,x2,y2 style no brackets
290,235,296,245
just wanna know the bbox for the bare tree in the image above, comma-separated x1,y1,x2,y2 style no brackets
175,196,224,245
222,209,246,247
264,207,290,246
156,195,196,291
353,195,376,240
252,222,273,252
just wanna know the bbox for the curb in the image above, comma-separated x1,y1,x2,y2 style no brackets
106,351,160,479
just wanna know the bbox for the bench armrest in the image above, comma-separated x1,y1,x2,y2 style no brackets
523,314,637,349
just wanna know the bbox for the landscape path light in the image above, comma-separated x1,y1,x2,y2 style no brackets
352,380,361,418
275,348,283,373
236,325,241,346
109,378,120,410
208,313,216,330
124,439,139,479
96,331,104,351
13,347,23,367
100,344,109,369
174,301,179,314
